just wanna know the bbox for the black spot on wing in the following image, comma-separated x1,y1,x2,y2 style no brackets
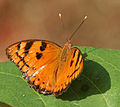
28,79,52,95
16,52,23,61
17,42,21,51
25,62,29,67
75,50,81,66
25,41,34,50
73,49,77,58
70,67,80,77
24,41,34,55
36,52,42,59
70,60,73,67
16,52,29,68
40,41,47,51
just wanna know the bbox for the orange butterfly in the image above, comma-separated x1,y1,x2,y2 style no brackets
6,15,87,96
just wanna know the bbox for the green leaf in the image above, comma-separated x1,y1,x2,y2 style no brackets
0,46,120,107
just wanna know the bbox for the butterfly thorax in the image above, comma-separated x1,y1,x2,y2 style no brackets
54,42,72,83
60,42,71,62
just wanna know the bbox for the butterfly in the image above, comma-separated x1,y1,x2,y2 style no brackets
6,15,87,96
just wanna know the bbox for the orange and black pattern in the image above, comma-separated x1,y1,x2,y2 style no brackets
6,39,83,96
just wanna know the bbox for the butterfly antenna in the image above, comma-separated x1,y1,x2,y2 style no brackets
68,16,88,42
59,13,69,41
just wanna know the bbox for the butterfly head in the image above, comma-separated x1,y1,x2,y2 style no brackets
64,41,71,49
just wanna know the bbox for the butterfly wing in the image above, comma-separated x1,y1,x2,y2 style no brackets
6,40,62,94
53,47,83,96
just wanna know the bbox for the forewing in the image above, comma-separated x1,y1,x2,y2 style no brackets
53,47,83,96
6,40,62,94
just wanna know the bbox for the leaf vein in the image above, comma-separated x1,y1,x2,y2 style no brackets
91,54,120,72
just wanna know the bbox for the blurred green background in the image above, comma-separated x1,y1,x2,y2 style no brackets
0,0,120,62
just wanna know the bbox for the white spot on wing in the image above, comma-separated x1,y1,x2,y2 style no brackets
32,64,48,77
40,65,47,70
33,71,39,77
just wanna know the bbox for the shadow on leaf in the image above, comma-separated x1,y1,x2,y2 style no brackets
0,102,11,107
57,58,111,101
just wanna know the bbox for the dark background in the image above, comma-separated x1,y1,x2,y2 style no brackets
0,0,120,62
